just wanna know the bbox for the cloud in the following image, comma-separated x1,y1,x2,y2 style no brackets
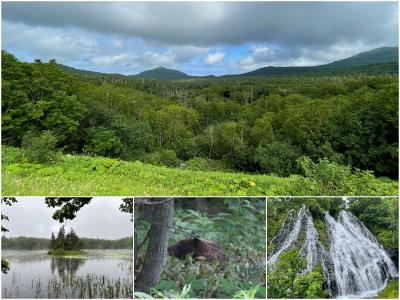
3,2,397,48
2,2,398,75
203,51,225,65
2,21,208,72
2,21,98,62
237,57,256,69
92,54,128,66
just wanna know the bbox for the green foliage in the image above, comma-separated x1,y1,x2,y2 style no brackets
2,52,398,183
185,157,232,172
293,267,326,299
348,197,399,249
1,259,10,274
45,197,92,223
1,197,17,274
255,142,300,176
51,226,84,251
144,149,180,168
233,285,261,299
120,198,133,221
84,127,123,157
2,235,133,250
3,146,397,196
47,249,87,256
137,200,266,299
376,279,399,299
21,131,59,163
267,250,325,299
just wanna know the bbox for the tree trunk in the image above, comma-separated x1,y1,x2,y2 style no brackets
134,203,138,269
135,199,174,293
196,198,208,213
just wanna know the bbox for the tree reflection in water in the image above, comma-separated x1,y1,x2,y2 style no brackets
50,257,86,278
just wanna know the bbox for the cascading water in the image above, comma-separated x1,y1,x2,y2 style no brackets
268,205,331,284
325,210,398,298
268,206,398,298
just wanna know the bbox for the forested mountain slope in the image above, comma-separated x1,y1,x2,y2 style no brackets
134,66,191,80
241,47,398,77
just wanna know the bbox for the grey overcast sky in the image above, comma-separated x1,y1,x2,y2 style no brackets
2,1,398,75
1,197,132,239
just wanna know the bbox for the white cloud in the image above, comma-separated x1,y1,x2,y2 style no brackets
92,53,128,66
237,57,256,69
203,51,225,65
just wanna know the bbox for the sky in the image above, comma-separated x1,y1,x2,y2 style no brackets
1,197,132,239
2,1,398,75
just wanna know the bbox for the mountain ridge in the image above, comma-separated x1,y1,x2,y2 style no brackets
58,46,398,79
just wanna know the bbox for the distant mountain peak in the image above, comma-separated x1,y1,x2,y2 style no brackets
135,66,190,80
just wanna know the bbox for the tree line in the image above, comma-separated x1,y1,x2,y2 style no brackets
2,51,398,178
2,235,133,250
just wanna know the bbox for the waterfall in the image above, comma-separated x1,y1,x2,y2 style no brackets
268,206,398,298
268,205,330,277
325,210,398,298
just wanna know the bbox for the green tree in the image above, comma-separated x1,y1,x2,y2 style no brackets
255,141,300,176
84,127,123,157
45,197,92,223
1,197,17,274
21,130,58,163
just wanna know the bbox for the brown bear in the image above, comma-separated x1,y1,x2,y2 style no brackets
167,236,226,262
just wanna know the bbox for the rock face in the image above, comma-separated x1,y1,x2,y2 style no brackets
268,206,398,298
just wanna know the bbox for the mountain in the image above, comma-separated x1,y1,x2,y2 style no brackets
58,47,398,79
326,47,398,67
240,46,398,77
59,64,126,78
134,66,191,80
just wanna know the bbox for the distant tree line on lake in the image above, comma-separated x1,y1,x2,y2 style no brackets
2,235,133,250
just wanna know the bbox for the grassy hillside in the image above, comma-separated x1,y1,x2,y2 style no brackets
2,147,397,196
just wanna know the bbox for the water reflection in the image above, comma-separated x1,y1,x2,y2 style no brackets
1,250,133,299
50,257,86,277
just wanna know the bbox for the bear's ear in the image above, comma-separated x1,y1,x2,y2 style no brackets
192,235,200,246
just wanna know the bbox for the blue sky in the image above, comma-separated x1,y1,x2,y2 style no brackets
2,2,398,76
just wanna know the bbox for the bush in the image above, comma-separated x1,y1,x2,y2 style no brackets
255,142,301,176
143,150,180,168
21,131,58,163
185,157,232,172
84,127,123,157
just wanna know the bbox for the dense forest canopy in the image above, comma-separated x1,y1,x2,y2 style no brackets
2,51,398,179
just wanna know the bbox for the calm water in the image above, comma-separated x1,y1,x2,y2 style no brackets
1,249,133,298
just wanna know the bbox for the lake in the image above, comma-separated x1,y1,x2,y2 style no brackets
1,249,133,298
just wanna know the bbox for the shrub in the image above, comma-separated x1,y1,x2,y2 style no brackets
185,157,232,172
143,150,180,168
83,127,123,157
255,142,301,176
21,131,58,163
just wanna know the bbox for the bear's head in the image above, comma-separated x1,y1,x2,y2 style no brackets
167,237,199,259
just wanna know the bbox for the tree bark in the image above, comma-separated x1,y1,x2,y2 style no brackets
196,198,208,213
135,198,174,293
134,203,138,269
